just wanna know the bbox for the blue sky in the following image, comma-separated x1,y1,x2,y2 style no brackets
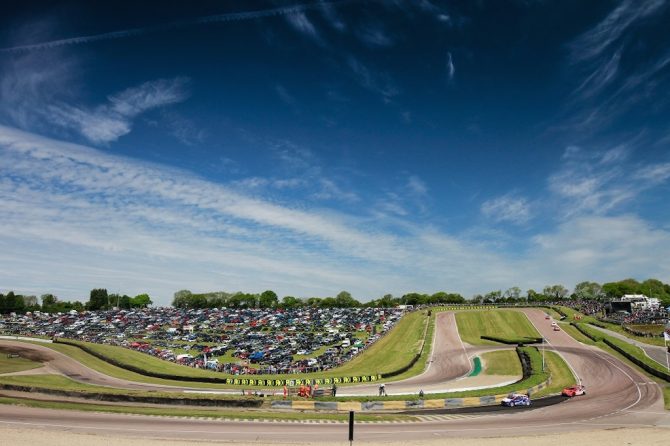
1,0,669,305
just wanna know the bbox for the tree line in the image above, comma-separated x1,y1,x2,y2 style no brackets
0,289,152,314
1,277,669,314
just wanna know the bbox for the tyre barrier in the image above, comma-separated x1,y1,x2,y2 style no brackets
602,339,670,382
269,378,552,412
54,338,381,387
0,384,262,407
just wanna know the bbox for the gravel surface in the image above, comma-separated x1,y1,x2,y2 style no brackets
1,426,669,445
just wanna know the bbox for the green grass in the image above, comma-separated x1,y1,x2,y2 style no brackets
0,374,259,401
532,351,576,397
455,310,541,345
480,350,522,376
0,355,42,374
664,386,669,410
561,323,597,345
0,396,412,422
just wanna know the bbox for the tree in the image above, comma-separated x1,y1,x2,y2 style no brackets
543,285,568,300
87,288,109,311
281,296,301,308
335,291,360,307
172,290,192,308
484,290,502,303
259,290,278,308
503,287,522,301
131,293,152,308
573,281,603,300
41,294,57,311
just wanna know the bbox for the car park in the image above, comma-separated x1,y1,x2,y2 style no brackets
562,385,586,397
501,393,531,407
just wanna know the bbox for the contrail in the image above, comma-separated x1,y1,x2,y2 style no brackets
0,0,350,53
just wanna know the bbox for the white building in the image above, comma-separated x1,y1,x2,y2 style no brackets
620,294,661,310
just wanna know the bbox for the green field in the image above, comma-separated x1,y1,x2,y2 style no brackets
455,310,541,345
0,355,42,374
480,350,522,375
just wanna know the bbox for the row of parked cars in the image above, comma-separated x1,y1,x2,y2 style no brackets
0,306,405,375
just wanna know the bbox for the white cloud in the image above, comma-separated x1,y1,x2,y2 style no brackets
285,11,321,43
570,0,665,63
346,56,399,102
447,52,455,81
356,25,393,48
481,194,532,225
2,126,669,303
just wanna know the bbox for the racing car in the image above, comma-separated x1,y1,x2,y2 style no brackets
501,393,531,407
553,325,561,331
562,385,586,397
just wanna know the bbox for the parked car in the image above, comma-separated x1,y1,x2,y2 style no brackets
562,385,586,397
501,393,531,407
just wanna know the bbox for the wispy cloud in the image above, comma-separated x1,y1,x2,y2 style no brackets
570,0,666,63
356,24,393,48
49,77,190,144
481,194,532,225
446,52,455,81
2,125,670,301
548,144,669,217
275,84,296,106
0,2,347,53
285,11,322,44
346,55,399,102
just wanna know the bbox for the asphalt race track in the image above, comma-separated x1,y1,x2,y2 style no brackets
0,308,668,442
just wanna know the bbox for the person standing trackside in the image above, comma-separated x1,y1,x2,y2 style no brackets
331,383,337,397
379,383,386,396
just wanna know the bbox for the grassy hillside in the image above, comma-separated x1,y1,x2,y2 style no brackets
455,310,540,345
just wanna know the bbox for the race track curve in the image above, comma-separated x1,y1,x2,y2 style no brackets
0,308,668,442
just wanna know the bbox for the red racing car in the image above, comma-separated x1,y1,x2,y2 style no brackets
562,385,586,397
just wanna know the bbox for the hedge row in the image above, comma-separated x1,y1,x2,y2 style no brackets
480,335,544,345
602,338,670,382
570,323,600,342
54,338,380,387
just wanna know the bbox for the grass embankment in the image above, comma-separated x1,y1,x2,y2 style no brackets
0,374,248,400
532,351,576,397
0,396,412,422
0,355,42,374
455,310,541,345
554,306,666,347
25,311,430,388
576,324,669,375
480,350,522,376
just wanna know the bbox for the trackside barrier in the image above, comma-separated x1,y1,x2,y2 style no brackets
0,383,262,407
268,378,553,411
570,323,599,342
602,339,670,382
53,338,381,387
